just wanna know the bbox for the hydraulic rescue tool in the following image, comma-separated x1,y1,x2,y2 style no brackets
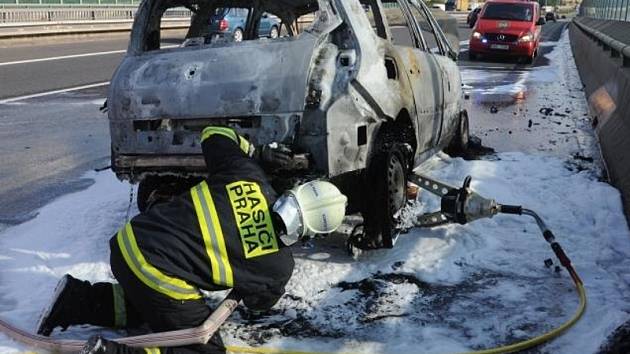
0,173,586,354
408,172,583,289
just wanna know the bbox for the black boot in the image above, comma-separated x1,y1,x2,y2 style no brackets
80,335,144,354
37,274,116,336
37,274,79,336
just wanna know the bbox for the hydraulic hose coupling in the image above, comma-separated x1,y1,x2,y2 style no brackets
440,176,499,224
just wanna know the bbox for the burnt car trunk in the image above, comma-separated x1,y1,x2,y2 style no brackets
110,37,318,121
109,35,322,177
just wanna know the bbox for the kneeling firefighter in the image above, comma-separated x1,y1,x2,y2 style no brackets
36,126,348,354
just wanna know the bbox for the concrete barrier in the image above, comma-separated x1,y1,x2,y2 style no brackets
569,20,630,225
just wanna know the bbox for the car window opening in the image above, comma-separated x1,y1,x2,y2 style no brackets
360,0,388,40
145,0,322,52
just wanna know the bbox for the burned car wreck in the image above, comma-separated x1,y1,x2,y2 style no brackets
108,0,468,249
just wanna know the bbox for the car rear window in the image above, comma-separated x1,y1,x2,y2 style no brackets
482,3,534,22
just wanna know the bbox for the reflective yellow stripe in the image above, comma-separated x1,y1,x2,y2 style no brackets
191,181,234,287
117,223,202,300
238,136,251,155
112,283,127,328
201,126,238,144
144,348,160,354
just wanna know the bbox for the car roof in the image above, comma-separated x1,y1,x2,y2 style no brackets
484,0,537,4
163,0,318,17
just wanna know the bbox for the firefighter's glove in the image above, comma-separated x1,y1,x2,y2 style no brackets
258,143,293,168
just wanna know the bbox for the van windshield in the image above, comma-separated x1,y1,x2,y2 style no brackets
482,4,533,22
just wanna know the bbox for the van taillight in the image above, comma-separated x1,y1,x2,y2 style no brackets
219,19,229,31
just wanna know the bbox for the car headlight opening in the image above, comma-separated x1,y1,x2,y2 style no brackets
519,32,534,42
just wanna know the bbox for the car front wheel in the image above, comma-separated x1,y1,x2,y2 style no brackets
270,26,279,39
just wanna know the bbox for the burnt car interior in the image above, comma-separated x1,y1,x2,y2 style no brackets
142,0,322,51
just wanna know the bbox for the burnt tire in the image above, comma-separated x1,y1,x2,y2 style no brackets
446,111,470,156
137,176,200,213
359,143,409,249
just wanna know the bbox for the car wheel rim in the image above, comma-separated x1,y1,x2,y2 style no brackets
387,153,406,216
270,28,278,38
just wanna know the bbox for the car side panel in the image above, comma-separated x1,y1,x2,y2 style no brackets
434,54,462,146
394,46,443,153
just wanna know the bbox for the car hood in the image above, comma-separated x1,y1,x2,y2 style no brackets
475,19,533,34
109,35,319,121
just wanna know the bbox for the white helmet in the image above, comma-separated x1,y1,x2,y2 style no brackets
273,180,347,246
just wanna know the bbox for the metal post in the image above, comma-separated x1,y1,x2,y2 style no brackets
617,0,622,19
625,0,629,20
609,0,614,18
604,0,612,20
608,0,612,18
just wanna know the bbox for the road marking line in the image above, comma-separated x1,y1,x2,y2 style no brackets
0,50,126,67
0,81,109,104
0,45,178,67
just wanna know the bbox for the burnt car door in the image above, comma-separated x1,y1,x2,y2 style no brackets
391,0,445,154
407,0,462,147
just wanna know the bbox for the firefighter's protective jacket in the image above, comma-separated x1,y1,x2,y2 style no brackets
111,127,294,311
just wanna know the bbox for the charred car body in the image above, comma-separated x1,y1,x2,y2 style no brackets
108,0,468,249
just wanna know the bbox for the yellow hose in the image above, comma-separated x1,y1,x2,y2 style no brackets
226,279,586,354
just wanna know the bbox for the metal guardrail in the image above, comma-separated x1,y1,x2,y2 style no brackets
0,0,140,5
580,0,630,21
573,18,630,67
0,7,189,23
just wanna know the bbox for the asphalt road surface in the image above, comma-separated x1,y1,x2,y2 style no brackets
0,17,570,226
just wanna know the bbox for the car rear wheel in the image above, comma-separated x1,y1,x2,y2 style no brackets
469,51,478,61
446,111,470,156
270,26,279,39
233,28,244,42
137,176,201,213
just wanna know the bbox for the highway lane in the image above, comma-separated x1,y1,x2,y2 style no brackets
0,36,126,99
0,32,186,99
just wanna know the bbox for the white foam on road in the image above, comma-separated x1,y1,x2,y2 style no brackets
0,152,627,354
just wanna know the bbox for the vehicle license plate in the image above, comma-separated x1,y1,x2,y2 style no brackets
490,44,510,50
